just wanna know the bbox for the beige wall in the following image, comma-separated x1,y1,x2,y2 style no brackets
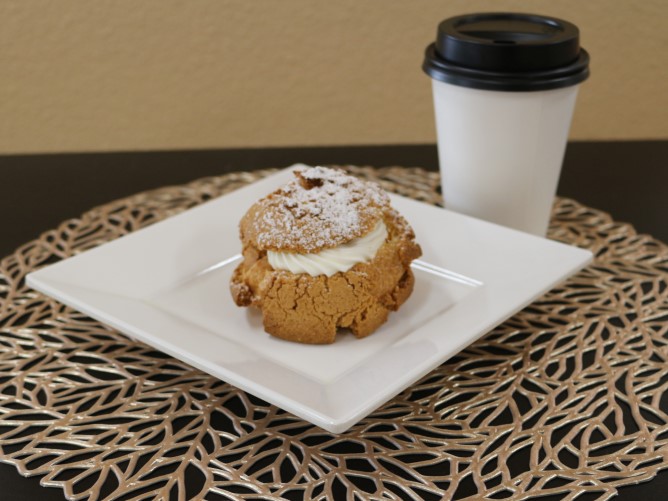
2,0,666,154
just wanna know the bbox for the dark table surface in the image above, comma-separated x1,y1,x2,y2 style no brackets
0,141,666,500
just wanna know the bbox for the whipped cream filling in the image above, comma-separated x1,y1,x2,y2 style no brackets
267,220,388,277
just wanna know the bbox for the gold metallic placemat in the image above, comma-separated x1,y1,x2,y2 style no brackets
1,166,667,500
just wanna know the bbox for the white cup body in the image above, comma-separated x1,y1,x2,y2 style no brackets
432,80,579,236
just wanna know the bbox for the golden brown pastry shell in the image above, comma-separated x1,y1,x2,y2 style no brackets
239,169,389,254
230,210,421,344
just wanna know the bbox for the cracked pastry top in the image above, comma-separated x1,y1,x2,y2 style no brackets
241,167,388,254
230,166,422,344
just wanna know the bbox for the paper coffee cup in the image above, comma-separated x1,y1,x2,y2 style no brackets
423,13,590,236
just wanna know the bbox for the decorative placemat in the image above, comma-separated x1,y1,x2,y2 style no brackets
1,166,667,501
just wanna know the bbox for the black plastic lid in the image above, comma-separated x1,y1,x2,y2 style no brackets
423,12,590,91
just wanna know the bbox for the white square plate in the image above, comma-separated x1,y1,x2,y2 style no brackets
27,165,592,433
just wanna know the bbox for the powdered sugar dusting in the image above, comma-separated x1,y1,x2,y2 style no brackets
250,167,390,252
